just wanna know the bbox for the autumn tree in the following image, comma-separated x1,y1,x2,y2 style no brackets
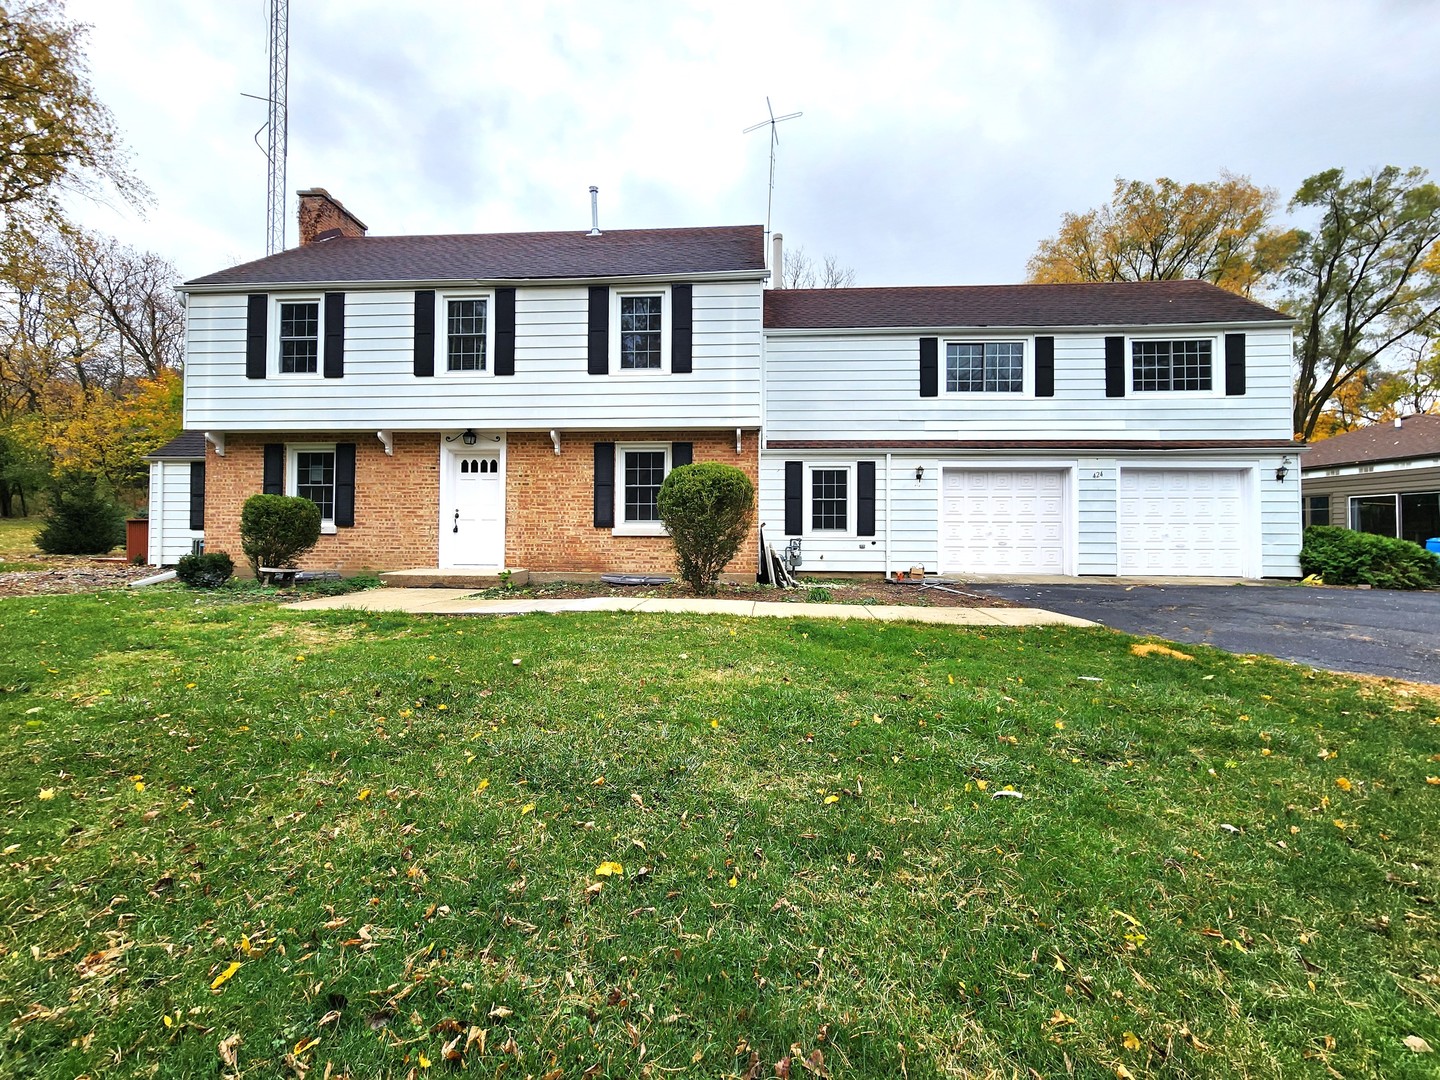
782,246,856,288
1026,172,1296,297
1287,167,1440,441
0,0,144,224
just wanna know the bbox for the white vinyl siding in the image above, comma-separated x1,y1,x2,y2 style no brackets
146,460,203,566
182,281,762,431
764,326,1293,442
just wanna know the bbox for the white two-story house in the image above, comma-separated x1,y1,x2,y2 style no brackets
175,189,1300,580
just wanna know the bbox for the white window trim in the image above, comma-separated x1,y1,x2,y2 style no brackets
612,442,671,537
437,290,496,378
286,442,338,534
940,336,1032,398
610,285,672,375
1127,334,1222,398
806,463,856,536
272,295,324,379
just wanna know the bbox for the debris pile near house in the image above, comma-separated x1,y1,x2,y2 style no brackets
0,559,157,596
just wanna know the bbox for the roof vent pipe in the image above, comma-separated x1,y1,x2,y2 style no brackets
588,186,601,236
772,232,783,287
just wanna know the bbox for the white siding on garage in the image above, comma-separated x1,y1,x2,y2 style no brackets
147,460,202,566
764,326,1294,442
183,281,764,431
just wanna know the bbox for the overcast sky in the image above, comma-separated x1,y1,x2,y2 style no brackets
62,0,1440,286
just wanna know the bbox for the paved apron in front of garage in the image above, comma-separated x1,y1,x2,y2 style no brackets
974,582,1440,685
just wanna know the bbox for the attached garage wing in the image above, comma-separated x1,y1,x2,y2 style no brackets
1118,469,1247,576
940,469,1068,575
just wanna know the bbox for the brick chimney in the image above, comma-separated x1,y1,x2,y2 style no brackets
297,188,368,245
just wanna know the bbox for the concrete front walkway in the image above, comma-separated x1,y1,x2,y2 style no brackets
285,588,1093,627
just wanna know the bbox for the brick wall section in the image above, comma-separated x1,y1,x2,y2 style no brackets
297,189,368,244
506,429,760,574
204,432,438,575
204,429,759,576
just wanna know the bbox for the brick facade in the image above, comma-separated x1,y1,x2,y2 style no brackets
203,428,759,576
506,429,760,575
297,188,368,245
204,432,438,575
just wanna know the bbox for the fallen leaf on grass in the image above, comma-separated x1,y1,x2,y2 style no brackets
210,961,242,990
1130,642,1194,660
37,788,55,801
1335,777,1353,792
218,1033,241,1067
1404,1035,1434,1053
1122,1031,1142,1052
594,861,624,877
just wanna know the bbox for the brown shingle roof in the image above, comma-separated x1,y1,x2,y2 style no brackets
145,431,207,460
1301,414,1440,469
185,226,766,287
764,280,1289,329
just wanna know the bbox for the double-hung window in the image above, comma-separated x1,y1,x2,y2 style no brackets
810,467,850,532
1132,339,1212,392
619,295,663,369
446,298,488,371
288,445,337,531
278,301,320,374
946,341,1024,393
613,443,671,534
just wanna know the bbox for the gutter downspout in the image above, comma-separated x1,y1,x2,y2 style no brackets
884,452,892,579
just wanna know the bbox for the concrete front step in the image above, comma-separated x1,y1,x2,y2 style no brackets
378,568,530,589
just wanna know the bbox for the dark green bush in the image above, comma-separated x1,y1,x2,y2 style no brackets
657,462,755,595
1300,525,1440,590
35,471,125,555
239,494,321,577
175,551,234,588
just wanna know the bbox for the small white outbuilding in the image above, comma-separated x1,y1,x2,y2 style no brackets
144,431,206,565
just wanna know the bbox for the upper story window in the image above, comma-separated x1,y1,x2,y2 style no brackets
620,295,663,369
947,341,1024,393
1133,339,1212,392
446,298,488,372
279,301,319,374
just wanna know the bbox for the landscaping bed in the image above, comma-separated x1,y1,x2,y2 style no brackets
457,577,1013,608
2,591,1438,1078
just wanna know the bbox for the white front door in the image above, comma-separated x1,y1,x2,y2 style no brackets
940,468,1069,575
1118,469,1246,576
441,450,503,568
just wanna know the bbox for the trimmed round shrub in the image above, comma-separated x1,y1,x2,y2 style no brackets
35,471,126,555
239,494,321,577
175,551,234,588
657,462,755,595
1300,525,1440,590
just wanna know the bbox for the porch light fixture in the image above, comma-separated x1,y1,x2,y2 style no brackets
915,464,925,482
446,428,479,446
1275,457,1291,483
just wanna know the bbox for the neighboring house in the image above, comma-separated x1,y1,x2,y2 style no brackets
144,430,206,565
177,189,1301,579
1299,413,1440,546
762,283,1300,578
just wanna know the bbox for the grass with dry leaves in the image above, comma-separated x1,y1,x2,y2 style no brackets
1,589,1438,1079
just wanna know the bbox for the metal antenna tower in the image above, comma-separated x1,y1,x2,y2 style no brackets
743,97,802,240
244,0,289,254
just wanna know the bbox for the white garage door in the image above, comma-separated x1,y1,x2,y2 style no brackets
941,469,1067,575
1118,469,1246,576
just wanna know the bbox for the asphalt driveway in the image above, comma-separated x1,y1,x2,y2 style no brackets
975,582,1440,684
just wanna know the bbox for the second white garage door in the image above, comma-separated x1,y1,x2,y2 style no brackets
1118,469,1246,576
941,469,1068,575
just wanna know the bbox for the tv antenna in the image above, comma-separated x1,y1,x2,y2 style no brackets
241,0,289,254
743,97,802,240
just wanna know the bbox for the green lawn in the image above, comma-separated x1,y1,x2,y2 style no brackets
0,516,41,565
2,590,1437,1078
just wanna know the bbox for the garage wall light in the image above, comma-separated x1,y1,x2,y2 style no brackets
914,465,925,482
1275,456,1291,483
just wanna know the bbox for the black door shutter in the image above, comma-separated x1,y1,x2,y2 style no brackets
857,460,876,537
919,337,939,397
1225,333,1246,396
334,442,356,528
189,461,205,531
323,292,345,378
263,443,284,495
671,441,693,468
413,290,435,377
495,287,516,376
784,460,803,535
671,283,693,373
1104,336,1126,398
1035,335,1055,398
587,286,609,375
246,294,267,379
593,442,615,527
